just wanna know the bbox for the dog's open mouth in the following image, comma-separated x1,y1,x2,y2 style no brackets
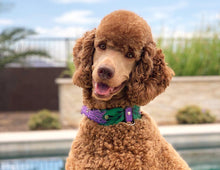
94,82,125,98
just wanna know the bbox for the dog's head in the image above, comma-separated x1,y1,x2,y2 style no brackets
73,10,174,106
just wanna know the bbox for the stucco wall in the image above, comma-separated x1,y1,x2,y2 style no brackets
56,76,220,127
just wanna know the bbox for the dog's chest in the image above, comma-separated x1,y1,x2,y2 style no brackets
72,117,162,169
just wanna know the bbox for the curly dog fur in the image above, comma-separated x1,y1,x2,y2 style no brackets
66,10,190,169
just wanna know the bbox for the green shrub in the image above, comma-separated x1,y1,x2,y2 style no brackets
59,55,75,78
176,105,216,124
28,109,61,130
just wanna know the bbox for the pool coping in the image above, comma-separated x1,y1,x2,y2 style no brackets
0,123,220,142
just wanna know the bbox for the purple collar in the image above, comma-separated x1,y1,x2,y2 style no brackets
81,105,141,126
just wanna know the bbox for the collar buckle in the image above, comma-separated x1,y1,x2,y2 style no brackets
125,107,133,123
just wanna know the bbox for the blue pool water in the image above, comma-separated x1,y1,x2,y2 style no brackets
0,157,65,170
191,164,220,170
0,157,220,170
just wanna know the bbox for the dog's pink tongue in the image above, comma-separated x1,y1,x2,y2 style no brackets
95,82,112,96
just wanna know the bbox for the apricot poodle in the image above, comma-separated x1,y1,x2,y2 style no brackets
66,10,190,170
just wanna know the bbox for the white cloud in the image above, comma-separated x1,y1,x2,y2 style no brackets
149,1,187,13
53,0,102,4
217,13,220,20
144,1,187,22
152,25,194,39
152,12,169,20
194,11,220,22
142,1,191,38
54,10,99,25
0,18,13,25
34,26,87,38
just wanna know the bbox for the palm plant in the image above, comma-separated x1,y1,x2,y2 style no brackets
0,27,50,69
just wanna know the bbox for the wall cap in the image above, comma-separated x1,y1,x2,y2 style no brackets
55,76,220,85
172,76,220,83
55,78,73,84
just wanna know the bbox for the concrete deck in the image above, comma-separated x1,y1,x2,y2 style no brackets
1,124,220,142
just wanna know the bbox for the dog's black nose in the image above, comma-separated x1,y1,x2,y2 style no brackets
98,66,115,80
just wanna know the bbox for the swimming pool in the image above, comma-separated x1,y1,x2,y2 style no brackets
1,148,220,170
180,148,220,170
0,125,219,170
0,153,220,170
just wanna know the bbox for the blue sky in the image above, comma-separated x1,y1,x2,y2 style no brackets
0,0,219,38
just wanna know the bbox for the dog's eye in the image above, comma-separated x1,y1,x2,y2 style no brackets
126,52,134,58
98,43,106,50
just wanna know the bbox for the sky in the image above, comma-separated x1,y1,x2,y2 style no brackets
0,0,219,38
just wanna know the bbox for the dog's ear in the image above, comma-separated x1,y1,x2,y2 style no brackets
72,28,96,88
127,42,174,106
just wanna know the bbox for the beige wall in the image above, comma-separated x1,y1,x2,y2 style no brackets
56,76,220,127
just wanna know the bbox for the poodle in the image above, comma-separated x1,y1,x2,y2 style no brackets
66,10,190,170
